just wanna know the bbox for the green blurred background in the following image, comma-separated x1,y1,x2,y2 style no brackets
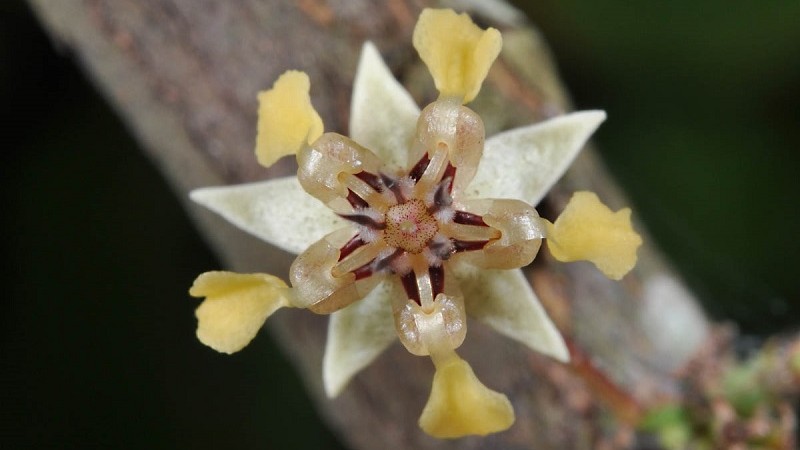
2,1,798,448
520,1,800,331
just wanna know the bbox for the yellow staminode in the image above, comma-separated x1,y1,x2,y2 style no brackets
190,271,289,354
419,356,515,438
545,191,642,280
255,71,324,168
412,8,502,103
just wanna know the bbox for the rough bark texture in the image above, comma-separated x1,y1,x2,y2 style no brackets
28,1,710,448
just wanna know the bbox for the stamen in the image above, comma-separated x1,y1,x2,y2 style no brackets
358,226,380,243
380,172,406,203
352,261,374,280
430,265,445,298
338,235,366,261
428,177,453,212
442,163,457,193
343,173,388,209
374,248,404,272
389,252,412,275
338,212,386,230
355,171,384,191
408,153,431,182
427,236,455,261
346,189,369,210
452,240,489,253
332,241,384,277
433,207,455,224
397,177,416,202
453,210,488,227
401,271,421,305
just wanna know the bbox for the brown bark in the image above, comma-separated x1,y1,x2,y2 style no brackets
28,1,709,448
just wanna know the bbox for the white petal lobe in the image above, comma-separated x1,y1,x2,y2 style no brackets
190,177,345,255
455,267,569,362
466,110,606,205
350,42,421,170
323,279,398,397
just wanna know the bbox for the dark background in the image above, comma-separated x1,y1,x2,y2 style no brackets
2,1,799,448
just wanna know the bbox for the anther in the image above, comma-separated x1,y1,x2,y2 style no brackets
380,172,406,203
338,235,366,261
374,248,403,272
346,189,369,210
429,265,445,298
401,271,421,305
408,154,431,182
452,240,489,253
453,211,488,227
352,261,375,280
428,238,455,261
338,213,386,230
429,177,453,213
355,171,385,192
442,163,457,193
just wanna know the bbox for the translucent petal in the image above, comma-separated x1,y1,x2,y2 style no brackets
412,8,502,103
190,271,289,354
453,198,544,269
297,133,385,206
545,191,642,280
322,279,398,397
419,355,514,438
190,177,345,255
290,228,382,313
454,266,569,362
255,71,323,168
412,98,485,196
350,42,420,170
465,110,606,204
393,293,467,356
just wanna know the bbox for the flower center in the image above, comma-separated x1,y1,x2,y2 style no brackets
384,199,438,254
